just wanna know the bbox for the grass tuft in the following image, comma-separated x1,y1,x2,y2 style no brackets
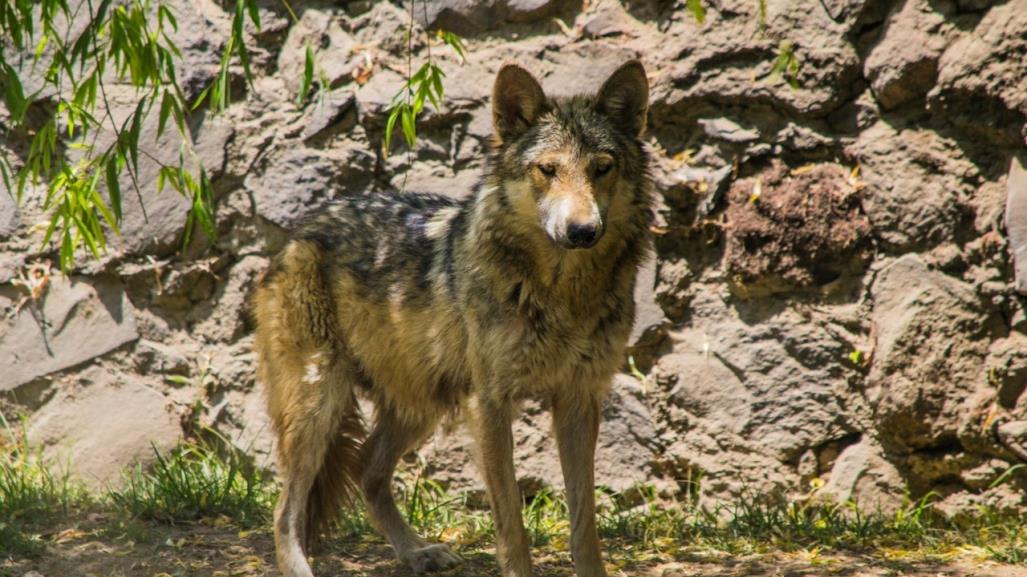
108,440,274,526
397,471,493,545
0,414,84,556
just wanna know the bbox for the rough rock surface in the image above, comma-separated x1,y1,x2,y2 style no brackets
2,0,1027,515
868,254,994,454
1,276,138,391
863,0,955,110
27,367,181,487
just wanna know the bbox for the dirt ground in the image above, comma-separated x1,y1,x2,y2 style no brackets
4,514,1026,577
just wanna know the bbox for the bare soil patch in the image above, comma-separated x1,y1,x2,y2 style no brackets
3,513,1024,577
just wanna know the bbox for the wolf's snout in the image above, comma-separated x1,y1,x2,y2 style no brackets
567,222,601,248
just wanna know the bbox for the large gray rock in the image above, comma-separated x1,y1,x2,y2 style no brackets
0,275,138,391
163,0,226,100
278,8,357,96
653,350,753,437
821,439,906,513
657,308,864,464
657,0,862,118
863,0,955,110
27,367,182,487
86,86,231,256
845,120,973,251
629,254,669,351
248,144,374,229
301,92,358,143
868,254,989,453
415,0,577,34
658,411,795,505
931,0,1027,143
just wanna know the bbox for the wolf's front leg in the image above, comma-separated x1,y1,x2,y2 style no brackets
469,397,534,577
553,390,608,577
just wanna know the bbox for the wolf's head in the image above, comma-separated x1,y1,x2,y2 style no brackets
488,61,649,250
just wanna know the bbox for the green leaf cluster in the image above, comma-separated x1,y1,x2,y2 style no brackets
383,26,466,158
0,0,259,272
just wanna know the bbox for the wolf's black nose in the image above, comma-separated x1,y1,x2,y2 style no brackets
567,223,599,248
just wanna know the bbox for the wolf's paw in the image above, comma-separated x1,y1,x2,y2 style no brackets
401,543,462,574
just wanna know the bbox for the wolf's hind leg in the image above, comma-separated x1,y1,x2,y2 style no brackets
271,353,364,577
360,407,461,574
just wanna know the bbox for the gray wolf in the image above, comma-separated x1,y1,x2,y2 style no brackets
252,60,652,577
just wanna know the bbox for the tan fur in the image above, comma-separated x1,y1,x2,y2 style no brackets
254,61,652,577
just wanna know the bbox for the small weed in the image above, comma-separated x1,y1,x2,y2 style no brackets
523,489,569,547
598,486,686,548
686,0,706,24
398,471,474,543
769,40,801,88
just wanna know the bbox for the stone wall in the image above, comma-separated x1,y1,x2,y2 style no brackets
2,0,1026,515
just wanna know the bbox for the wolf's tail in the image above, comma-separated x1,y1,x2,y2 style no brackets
304,406,365,543
253,239,366,552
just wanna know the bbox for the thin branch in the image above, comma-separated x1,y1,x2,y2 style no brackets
401,0,416,192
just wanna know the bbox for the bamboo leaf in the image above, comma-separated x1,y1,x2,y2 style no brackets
438,30,465,62
34,34,48,60
297,43,314,106
105,154,122,223
245,0,260,31
401,106,416,148
383,105,401,157
158,89,174,138
128,99,145,175
2,63,29,123
59,226,74,272
0,157,12,200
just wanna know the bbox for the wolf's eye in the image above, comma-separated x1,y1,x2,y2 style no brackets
537,163,557,177
594,160,614,177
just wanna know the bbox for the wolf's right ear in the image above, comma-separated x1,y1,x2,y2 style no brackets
492,64,547,142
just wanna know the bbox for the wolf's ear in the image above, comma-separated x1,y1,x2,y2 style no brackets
492,64,547,142
596,60,649,137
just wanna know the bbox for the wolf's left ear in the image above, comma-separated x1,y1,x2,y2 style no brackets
596,60,649,137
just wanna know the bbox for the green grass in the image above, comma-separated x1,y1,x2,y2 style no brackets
0,415,85,556
108,441,274,527
1,429,1025,565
